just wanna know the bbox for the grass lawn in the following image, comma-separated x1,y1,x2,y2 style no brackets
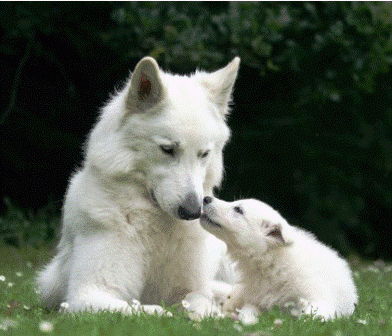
1,243,391,335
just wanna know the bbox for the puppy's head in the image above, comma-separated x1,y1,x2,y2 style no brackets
200,197,287,257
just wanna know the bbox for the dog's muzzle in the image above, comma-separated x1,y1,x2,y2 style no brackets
177,192,201,220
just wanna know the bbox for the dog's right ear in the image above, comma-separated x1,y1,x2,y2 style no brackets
126,57,165,112
196,57,240,117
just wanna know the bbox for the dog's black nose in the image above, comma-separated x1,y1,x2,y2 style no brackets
178,206,201,220
178,192,201,220
203,196,213,205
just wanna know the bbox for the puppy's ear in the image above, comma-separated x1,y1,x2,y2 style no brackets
126,57,165,112
196,57,240,117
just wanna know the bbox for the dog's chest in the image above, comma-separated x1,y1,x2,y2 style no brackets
140,223,206,305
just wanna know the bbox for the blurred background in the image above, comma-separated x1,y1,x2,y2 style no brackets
0,2,391,259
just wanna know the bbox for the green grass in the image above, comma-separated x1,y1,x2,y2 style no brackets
1,243,392,335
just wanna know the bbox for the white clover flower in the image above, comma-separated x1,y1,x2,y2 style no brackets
366,266,380,273
39,321,54,332
233,322,243,332
15,272,23,277
130,298,140,307
283,301,296,308
238,306,259,325
290,308,301,317
181,300,191,310
59,302,69,312
0,275,5,282
164,311,173,317
7,282,13,287
298,298,309,307
192,322,202,330
0,318,18,331
274,318,283,326
357,319,368,325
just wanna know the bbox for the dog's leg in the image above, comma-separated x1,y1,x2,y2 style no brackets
64,288,139,314
63,233,172,315
63,292,170,316
180,234,232,320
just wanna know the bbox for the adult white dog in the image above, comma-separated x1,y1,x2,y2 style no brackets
37,56,240,315
201,197,358,323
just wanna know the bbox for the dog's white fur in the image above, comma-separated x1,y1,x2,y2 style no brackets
200,197,358,322
36,56,240,315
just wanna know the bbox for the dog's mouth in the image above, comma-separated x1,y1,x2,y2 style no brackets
200,213,222,228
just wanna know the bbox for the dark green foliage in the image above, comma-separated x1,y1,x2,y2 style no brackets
0,2,391,258
0,198,59,249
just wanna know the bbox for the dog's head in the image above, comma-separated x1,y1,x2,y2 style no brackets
88,57,240,220
201,197,288,256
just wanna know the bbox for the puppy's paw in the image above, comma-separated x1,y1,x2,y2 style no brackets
237,304,260,325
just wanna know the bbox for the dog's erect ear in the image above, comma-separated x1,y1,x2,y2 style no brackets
126,57,165,112
197,57,240,116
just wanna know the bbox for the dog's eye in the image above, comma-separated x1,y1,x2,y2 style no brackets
198,150,210,159
233,206,244,215
159,145,175,156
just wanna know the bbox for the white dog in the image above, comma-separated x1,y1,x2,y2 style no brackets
36,56,240,316
200,197,358,323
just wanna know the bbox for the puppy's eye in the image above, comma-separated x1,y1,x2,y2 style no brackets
198,150,210,159
159,145,175,156
234,206,244,215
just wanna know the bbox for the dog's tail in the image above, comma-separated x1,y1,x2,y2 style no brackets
36,242,70,310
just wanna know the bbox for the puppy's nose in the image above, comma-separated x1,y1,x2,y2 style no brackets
203,196,213,205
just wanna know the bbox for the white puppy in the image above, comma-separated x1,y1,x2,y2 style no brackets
200,197,358,323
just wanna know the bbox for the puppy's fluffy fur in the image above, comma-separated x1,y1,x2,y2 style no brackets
200,197,358,321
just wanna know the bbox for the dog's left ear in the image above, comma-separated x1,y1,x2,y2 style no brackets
196,57,240,116
126,57,165,113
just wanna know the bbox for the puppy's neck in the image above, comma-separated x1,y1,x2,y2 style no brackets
228,243,283,275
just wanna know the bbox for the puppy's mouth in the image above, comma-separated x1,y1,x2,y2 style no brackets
267,227,285,243
200,213,222,228
149,189,159,207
